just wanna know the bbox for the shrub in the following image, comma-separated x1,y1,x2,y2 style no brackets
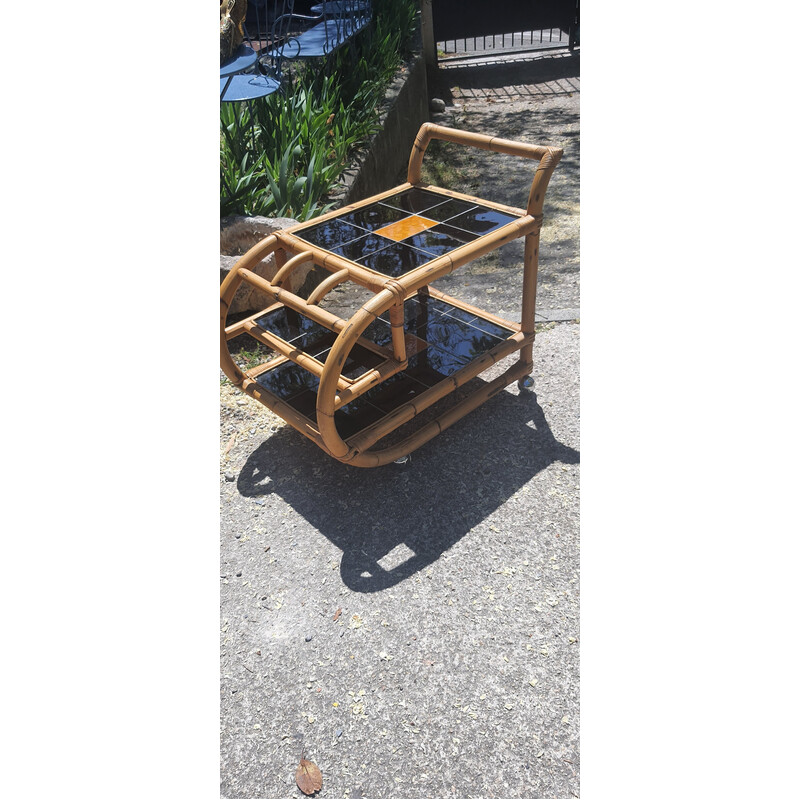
220,0,419,220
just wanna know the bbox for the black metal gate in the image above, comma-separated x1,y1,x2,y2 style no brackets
431,0,579,60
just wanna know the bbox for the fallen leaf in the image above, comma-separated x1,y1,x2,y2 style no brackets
295,757,323,795
333,607,342,622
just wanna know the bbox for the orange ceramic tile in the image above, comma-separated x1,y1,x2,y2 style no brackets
375,215,438,242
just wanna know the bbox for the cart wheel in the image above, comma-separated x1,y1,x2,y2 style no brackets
518,375,535,391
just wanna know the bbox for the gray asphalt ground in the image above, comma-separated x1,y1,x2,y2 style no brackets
221,48,580,799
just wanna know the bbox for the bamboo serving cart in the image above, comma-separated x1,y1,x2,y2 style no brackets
221,123,563,467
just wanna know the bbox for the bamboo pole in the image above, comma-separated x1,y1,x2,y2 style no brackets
306,268,350,306
314,304,384,459
314,280,417,459
408,123,556,185
273,247,288,272
272,250,315,287
388,304,407,364
526,147,563,216
519,230,541,371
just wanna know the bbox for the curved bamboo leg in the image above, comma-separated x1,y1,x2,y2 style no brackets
220,235,280,386
315,283,409,462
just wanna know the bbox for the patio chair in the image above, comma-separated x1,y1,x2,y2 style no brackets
220,0,297,103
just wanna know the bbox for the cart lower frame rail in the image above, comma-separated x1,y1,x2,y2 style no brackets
220,123,563,467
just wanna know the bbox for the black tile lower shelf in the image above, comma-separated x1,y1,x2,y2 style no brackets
252,296,517,442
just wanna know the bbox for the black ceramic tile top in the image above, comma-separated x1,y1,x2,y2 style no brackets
444,207,518,236
295,218,367,250
336,204,406,231
291,190,520,277
356,243,432,278
291,328,338,357
253,356,386,440
362,317,392,347
380,188,449,214
415,197,478,223
256,306,329,342
332,233,395,263
361,371,429,413
404,346,469,385
414,312,504,362
332,396,386,439
286,388,319,420
398,295,511,361
277,383,384,440
402,294,454,325
255,359,320,400
440,304,516,340
314,343,384,379
402,226,478,257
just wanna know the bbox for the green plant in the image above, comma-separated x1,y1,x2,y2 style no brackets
220,0,419,219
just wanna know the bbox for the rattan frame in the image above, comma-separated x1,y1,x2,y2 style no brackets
221,123,563,466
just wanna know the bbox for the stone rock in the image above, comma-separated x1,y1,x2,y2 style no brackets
429,97,446,113
220,215,297,256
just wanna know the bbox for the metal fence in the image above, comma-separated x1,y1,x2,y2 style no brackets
430,0,578,61
437,28,572,59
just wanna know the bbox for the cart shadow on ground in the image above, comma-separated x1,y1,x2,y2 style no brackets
236,388,578,593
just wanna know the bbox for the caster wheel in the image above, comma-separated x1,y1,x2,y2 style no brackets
518,375,534,390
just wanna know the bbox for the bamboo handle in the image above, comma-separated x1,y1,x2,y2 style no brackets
407,122,563,215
